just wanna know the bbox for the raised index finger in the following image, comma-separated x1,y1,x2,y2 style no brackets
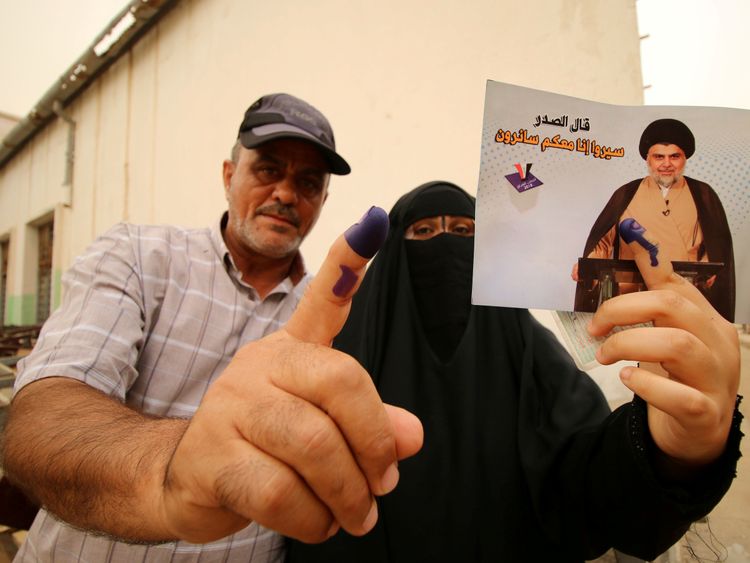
280,206,418,497
285,206,389,345
618,217,714,316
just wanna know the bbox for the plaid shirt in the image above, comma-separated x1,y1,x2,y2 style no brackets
14,216,310,562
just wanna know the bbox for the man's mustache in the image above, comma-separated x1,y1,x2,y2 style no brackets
255,203,301,228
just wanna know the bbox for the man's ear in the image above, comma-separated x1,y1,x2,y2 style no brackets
222,160,235,198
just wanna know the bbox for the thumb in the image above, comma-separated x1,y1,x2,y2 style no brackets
385,404,424,461
284,206,389,345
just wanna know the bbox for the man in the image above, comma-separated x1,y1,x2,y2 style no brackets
573,118,735,321
2,93,422,562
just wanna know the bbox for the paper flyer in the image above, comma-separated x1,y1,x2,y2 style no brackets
472,81,750,368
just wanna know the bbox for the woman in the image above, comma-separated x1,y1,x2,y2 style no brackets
286,181,738,562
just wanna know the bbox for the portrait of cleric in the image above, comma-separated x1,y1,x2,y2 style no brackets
572,118,736,322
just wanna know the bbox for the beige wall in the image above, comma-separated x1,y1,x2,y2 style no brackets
0,112,19,140
0,0,643,323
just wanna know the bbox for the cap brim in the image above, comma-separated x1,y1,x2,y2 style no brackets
239,123,351,175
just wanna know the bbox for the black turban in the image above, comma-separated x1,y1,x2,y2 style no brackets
638,118,695,159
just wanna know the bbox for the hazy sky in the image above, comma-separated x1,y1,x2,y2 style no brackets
0,0,129,117
0,0,748,118
637,0,750,110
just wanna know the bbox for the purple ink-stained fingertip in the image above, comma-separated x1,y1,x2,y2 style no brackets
344,206,389,259
619,218,644,244
619,218,660,266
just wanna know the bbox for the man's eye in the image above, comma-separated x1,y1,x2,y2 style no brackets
298,178,324,198
257,167,280,180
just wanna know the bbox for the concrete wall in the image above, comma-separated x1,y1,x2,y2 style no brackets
0,0,643,324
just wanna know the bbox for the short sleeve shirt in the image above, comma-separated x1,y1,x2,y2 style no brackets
13,216,310,562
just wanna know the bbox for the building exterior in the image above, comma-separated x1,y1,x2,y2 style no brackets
0,112,19,141
0,0,644,326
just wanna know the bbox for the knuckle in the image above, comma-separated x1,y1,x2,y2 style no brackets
338,488,372,522
605,329,624,348
595,297,615,316
322,471,348,501
254,468,298,514
214,457,259,511
359,425,396,465
297,418,339,460
247,395,296,449
681,393,712,419
598,331,623,362
655,290,685,315
325,353,367,391
667,330,696,359
654,272,688,291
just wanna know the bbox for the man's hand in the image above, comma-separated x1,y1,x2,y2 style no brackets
589,218,739,467
161,207,423,544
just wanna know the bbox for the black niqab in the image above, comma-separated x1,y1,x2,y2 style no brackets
405,235,473,361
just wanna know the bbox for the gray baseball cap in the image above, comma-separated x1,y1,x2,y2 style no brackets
238,93,351,175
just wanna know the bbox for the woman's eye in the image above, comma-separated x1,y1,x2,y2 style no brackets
449,221,474,236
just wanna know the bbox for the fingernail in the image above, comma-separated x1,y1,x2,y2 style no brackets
344,207,389,259
594,347,603,363
620,367,632,382
380,462,400,494
362,499,378,533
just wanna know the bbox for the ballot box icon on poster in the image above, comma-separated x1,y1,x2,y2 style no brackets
505,163,543,193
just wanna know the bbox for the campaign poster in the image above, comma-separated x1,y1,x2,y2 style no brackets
473,80,750,327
